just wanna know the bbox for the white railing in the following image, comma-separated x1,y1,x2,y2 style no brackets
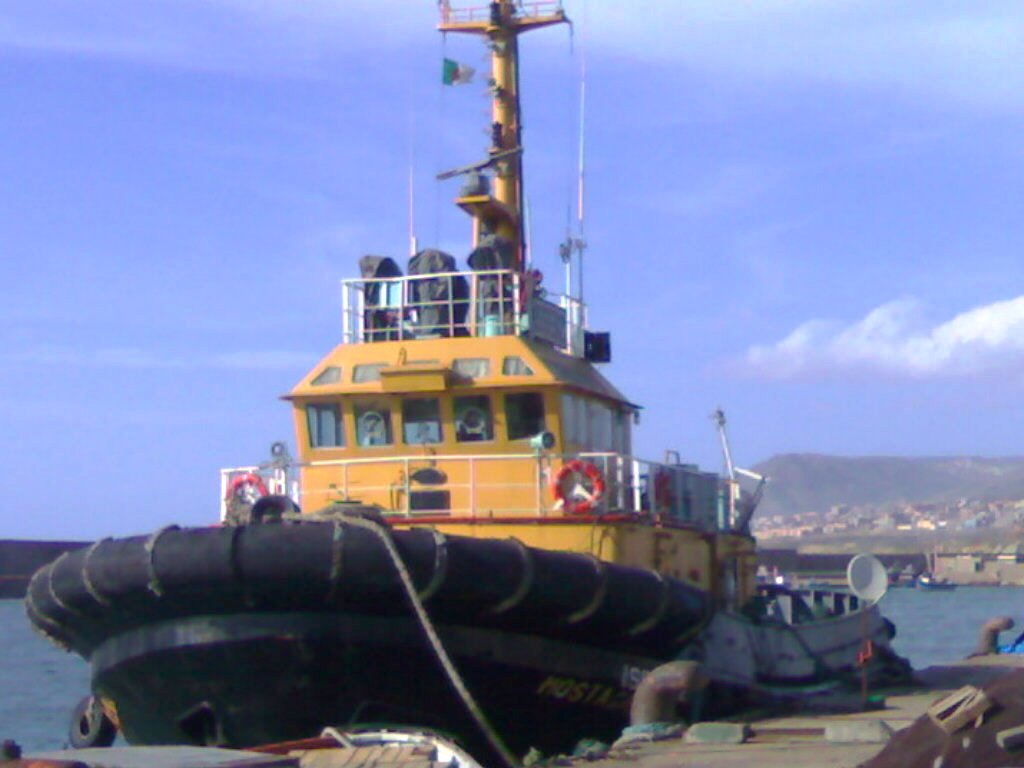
219,451,728,529
340,269,586,356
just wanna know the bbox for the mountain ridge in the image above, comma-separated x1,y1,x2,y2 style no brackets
750,453,1024,518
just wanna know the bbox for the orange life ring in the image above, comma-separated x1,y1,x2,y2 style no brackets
552,459,606,515
654,469,675,510
226,472,268,503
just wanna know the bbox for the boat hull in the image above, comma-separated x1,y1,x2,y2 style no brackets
90,611,658,762
916,577,956,591
700,587,911,694
27,521,713,762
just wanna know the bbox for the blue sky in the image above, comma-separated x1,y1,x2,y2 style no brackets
2,1,1023,538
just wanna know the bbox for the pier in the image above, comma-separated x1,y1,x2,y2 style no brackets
572,655,1024,768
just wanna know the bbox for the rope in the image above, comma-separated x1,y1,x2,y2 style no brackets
342,516,520,768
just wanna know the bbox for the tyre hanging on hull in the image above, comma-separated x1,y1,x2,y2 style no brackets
69,695,117,749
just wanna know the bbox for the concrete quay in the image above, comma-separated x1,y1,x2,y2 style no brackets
580,655,1024,768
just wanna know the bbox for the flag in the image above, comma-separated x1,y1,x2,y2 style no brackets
442,57,475,85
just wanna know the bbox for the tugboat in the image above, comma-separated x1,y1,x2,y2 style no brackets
26,2,909,764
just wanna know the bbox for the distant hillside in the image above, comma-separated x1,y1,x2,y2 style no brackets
751,454,1024,518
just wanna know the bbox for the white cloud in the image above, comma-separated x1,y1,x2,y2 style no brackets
745,296,1024,378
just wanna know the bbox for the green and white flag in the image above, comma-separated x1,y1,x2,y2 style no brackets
442,57,475,85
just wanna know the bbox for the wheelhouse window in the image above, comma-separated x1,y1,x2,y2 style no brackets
454,395,493,442
311,366,342,386
505,392,545,441
353,363,387,383
354,401,393,446
502,356,534,376
586,400,614,451
453,358,490,379
307,403,344,448
565,397,589,444
613,409,631,455
402,398,443,445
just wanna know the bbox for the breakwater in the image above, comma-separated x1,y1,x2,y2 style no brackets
0,540,88,598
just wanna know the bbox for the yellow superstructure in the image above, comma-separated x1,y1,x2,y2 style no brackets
223,0,759,612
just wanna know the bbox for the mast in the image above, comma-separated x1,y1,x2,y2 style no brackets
438,1,567,272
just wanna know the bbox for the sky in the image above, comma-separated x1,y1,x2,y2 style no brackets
2,1,1024,539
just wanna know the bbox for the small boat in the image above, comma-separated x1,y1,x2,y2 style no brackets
701,584,906,693
916,573,956,591
25,1,911,763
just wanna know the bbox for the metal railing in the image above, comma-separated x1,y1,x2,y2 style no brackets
439,1,564,25
340,269,586,356
220,451,728,529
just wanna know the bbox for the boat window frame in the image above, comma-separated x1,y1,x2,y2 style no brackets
587,399,614,451
562,391,600,446
306,401,346,449
310,366,343,386
502,355,534,376
352,362,388,383
353,398,395,447
452,357,491,379
454,394,494,443
401,397,445,445
504,391,546,441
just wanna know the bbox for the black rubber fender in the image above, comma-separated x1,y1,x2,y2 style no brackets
69,695,117,749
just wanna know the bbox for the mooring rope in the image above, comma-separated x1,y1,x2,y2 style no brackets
342,515,520,768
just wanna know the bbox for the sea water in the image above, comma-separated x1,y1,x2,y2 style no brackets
1,599,90,751
3,587,1024,751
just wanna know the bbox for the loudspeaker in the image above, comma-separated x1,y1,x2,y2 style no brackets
584,331,612,363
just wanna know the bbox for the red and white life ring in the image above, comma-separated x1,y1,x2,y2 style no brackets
552,459,606,515
225,472,268,504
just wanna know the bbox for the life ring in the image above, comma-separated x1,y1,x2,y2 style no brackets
552,459,605,515
359,410,388,445
654,469,675,510
456,405,488,438
226,472,268,504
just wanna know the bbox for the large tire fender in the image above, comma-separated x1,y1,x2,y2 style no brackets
69,695,117,749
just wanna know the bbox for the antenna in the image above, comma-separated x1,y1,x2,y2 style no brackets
560,1,587,301
576,2,587,233
407,70,418,257
713,408,735,481
408,164,418,257
524,194,533,269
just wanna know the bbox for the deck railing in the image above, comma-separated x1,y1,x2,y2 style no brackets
340,269,586,356
219,451,728,529
439,1,564,26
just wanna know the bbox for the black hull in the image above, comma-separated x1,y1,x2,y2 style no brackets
91,611,657,763
27,522,714,763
